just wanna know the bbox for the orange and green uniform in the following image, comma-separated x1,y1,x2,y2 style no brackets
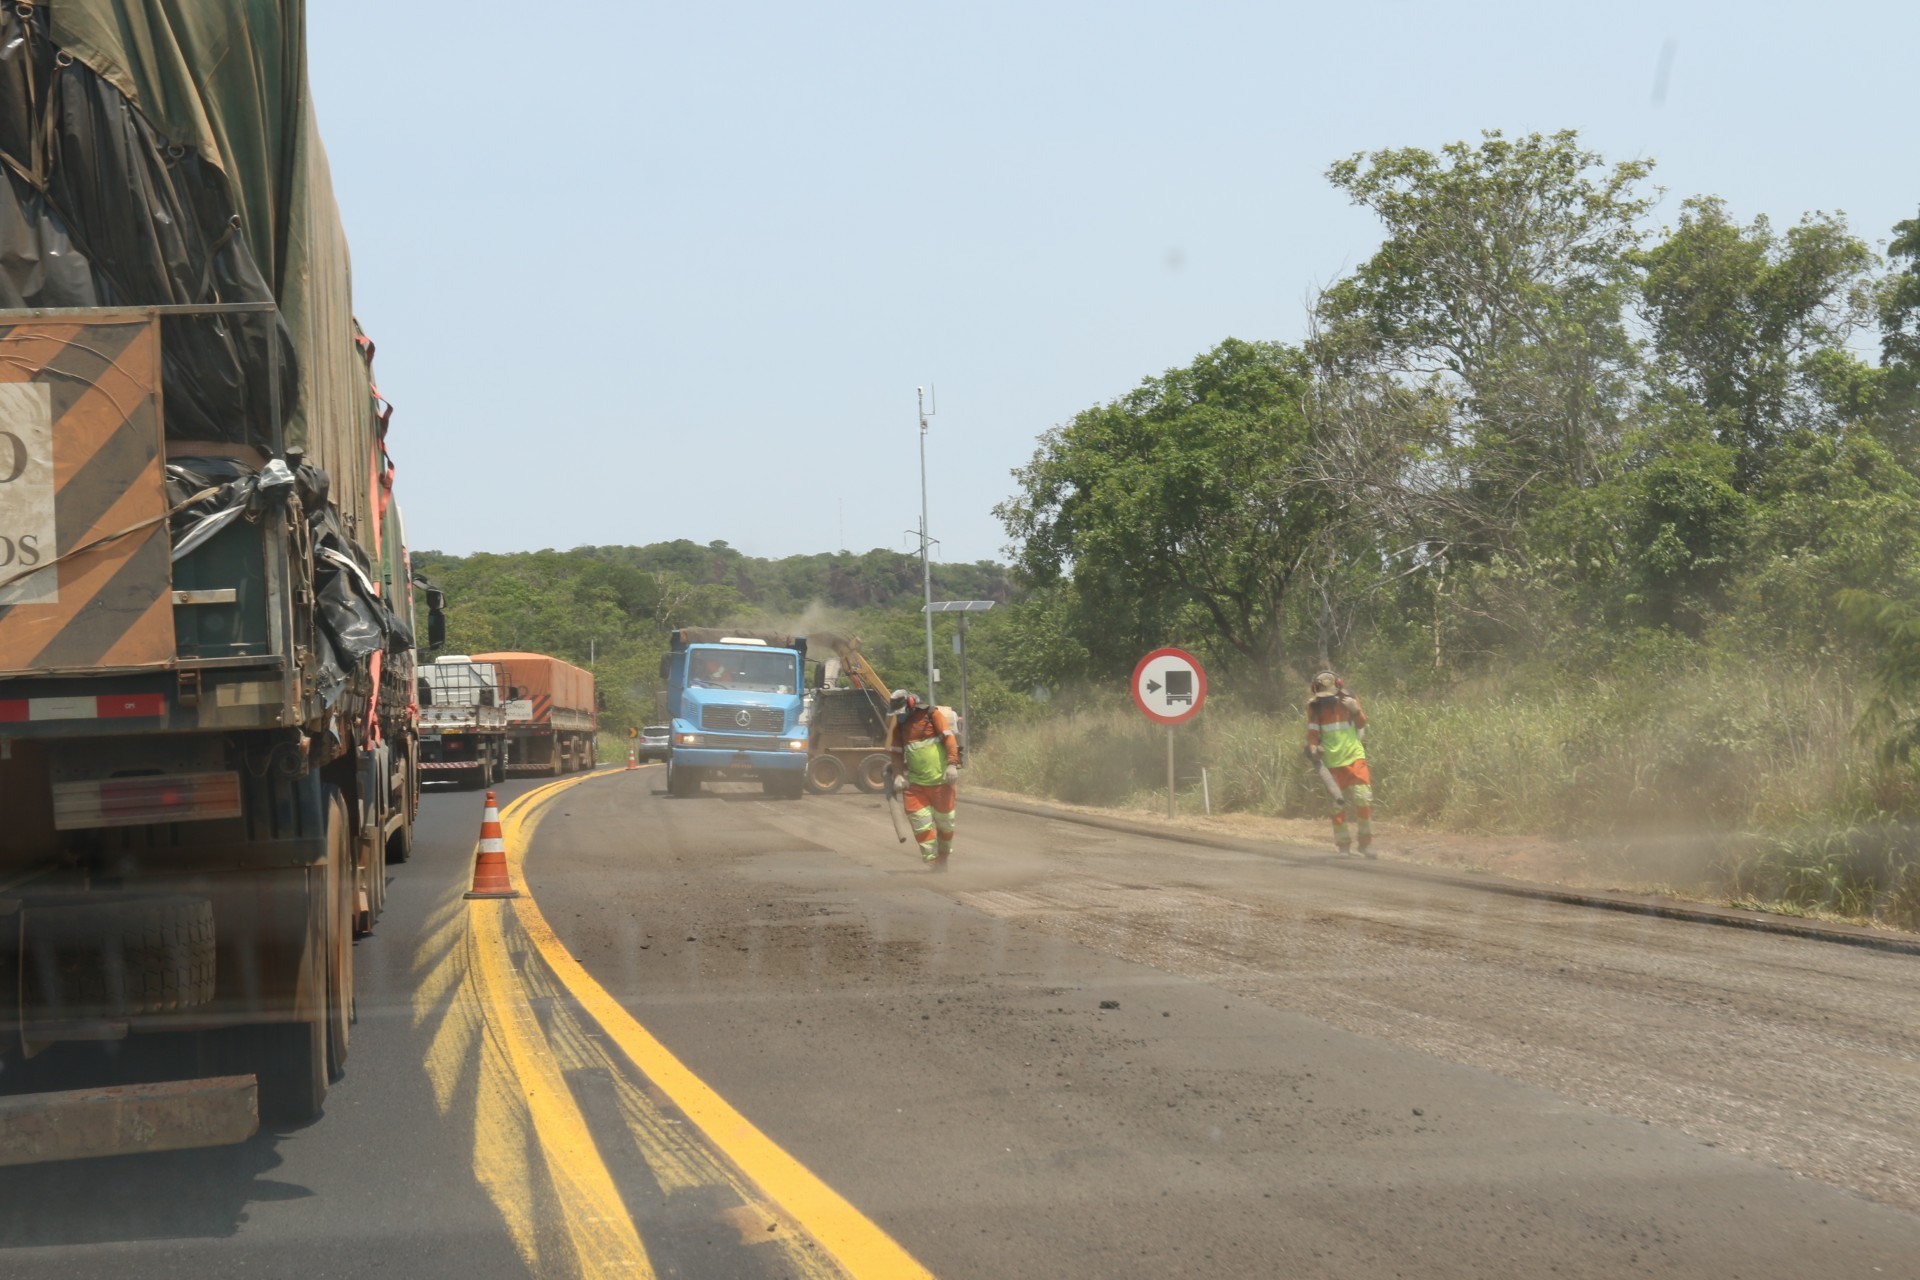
889,705,959,863
1307,694,1371,853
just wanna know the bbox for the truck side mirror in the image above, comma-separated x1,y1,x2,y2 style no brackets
658,654,670,681
417,678,432,706
426,605,447,651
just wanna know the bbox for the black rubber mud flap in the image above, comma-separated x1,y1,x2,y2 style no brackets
324,789,352,1083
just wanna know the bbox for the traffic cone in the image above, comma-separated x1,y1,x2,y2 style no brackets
464,790,520,899
625,746,638,771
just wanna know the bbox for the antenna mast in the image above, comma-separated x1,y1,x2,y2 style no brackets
917,386,937,701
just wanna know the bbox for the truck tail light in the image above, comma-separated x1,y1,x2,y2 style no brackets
52,771,244,831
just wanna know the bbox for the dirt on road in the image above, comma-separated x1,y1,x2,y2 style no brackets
520,772,1920,1279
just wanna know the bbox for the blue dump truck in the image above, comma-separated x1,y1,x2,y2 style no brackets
660,629,809,798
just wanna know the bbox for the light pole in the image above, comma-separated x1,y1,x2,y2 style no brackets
916,387,936,702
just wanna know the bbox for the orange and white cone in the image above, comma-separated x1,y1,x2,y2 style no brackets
625,746,638,771
464,790,520,899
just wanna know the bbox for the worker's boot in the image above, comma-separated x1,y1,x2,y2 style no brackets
932,841,951,872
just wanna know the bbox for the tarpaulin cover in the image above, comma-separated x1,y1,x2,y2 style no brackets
0,1,373,551
296,460,406,675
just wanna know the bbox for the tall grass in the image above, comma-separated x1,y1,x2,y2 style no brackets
970,666,1920,927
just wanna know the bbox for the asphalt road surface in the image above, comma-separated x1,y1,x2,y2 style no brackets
3,765,1918,1278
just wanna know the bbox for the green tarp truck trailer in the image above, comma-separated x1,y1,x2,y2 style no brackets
0,1,429,1150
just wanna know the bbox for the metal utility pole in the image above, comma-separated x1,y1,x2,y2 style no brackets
917,386,937,701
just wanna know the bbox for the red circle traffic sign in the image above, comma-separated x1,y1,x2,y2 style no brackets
1131,647,1207,725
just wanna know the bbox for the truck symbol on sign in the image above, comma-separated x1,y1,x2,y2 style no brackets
1164,670,1194,705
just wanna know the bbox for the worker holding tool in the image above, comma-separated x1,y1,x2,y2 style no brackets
886,689,960,870
1305,671,1373,857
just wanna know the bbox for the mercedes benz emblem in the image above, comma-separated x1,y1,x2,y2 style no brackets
735,709,753,728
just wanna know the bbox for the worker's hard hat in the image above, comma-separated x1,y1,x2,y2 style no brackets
1310,671,1340,696
889,688,918,711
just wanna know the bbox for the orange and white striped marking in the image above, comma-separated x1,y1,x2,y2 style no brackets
464,789,520,899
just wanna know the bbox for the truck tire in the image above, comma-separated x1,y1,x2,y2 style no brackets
805,753,846,794
667,761,700,798
387,799,414,864
259,778,347,1126
854,753,892,794
22,893,216,1017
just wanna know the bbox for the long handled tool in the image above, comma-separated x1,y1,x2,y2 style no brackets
1312,756,1345,804
882,769,909,843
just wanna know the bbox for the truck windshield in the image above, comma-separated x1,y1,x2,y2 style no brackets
690,649,798,693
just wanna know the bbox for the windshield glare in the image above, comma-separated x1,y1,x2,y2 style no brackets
690,649,797,693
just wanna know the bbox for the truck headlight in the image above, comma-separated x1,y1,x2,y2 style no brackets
786,739,807,751
676,732,702,746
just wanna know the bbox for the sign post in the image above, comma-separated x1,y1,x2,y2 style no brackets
1130,647,1207,818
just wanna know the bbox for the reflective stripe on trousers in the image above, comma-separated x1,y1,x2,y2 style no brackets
904,783,956,856
1331,782,1373,850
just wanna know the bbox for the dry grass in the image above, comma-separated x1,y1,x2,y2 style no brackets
971,668,1920,928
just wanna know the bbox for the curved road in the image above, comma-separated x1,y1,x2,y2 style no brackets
3,765,1917,1278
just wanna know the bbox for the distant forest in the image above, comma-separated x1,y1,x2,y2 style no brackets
410,541,1013,733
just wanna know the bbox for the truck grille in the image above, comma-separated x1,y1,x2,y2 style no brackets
701,705,784,733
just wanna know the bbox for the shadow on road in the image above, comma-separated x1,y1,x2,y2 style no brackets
0,1033,310,1248
0,1133,302,1247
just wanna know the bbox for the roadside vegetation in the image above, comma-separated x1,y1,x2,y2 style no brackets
975,131,1920,928
424,130,1920,928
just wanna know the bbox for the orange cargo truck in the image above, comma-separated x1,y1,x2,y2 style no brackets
474,652,599,775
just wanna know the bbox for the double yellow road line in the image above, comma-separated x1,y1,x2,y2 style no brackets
418,771,933,1280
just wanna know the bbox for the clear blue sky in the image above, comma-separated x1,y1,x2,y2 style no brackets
306,1,1917,565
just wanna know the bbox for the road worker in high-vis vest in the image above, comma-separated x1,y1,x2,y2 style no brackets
886,689,960,870
1306,671,1373,857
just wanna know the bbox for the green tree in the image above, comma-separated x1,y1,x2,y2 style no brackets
1318,130,1654,521
1869,211,1920,466
1533,410,1749,633
1730,432,1920,650
1638,197,1876,485
996,338,1329,706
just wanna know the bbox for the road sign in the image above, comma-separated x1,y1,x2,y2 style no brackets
1131,647,1207,725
